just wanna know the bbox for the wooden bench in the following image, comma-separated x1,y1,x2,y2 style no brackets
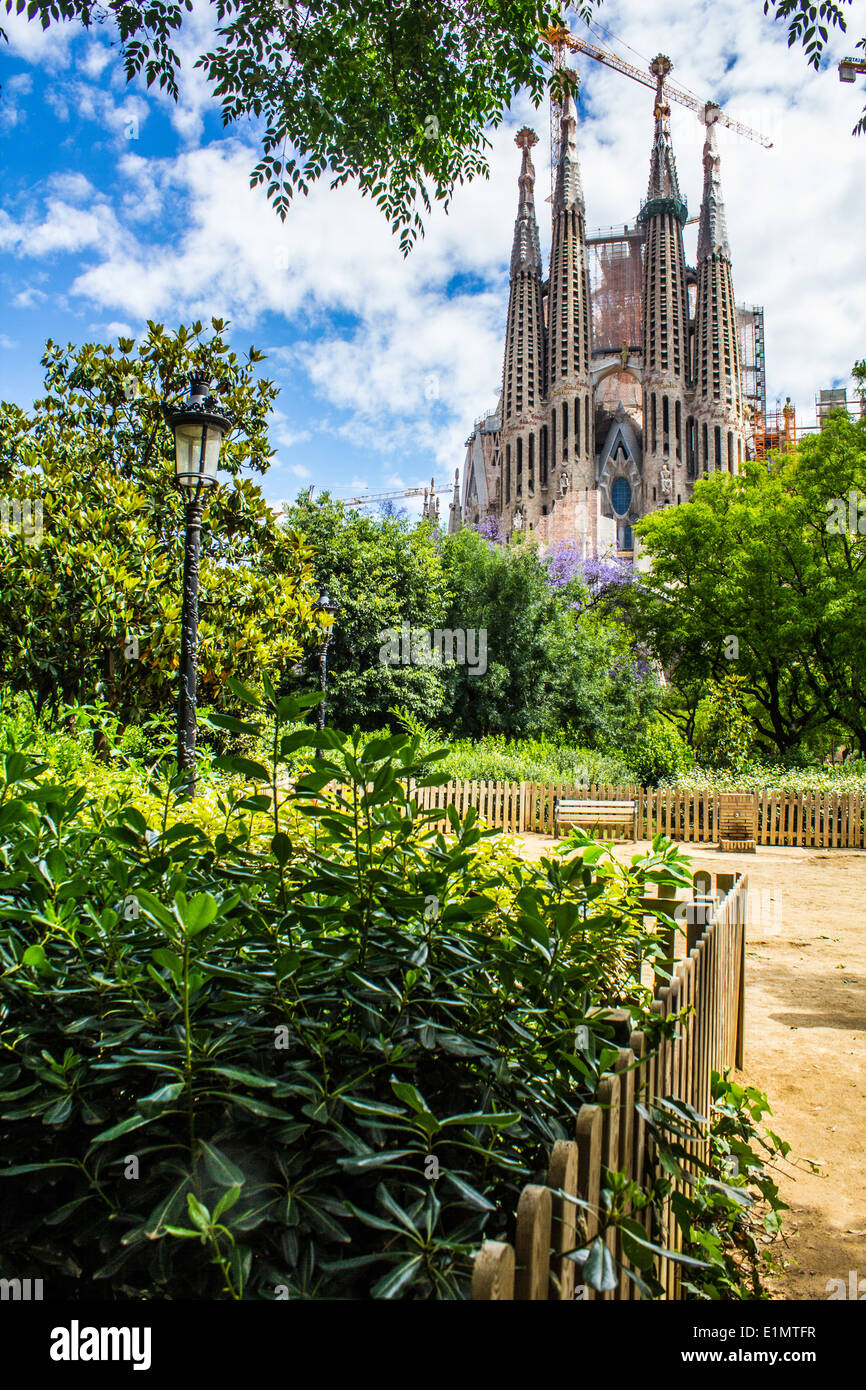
553,798,637,841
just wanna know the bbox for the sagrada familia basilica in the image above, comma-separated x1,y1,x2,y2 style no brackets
439,56,752,555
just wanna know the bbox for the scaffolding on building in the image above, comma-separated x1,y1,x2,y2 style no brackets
586,226,644,353
752,390,864,462
737,305,766,421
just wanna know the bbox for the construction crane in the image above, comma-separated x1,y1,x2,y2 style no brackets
303,482,452,509
542,24,772,202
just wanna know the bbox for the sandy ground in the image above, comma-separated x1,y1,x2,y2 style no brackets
512,832,866,1302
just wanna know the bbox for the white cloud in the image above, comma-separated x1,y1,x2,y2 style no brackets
4,0,865,473
79,42,113,80
0,183,122,258
12,285,48,309
2,8,76,67
0,334,17,349
289,462,312,478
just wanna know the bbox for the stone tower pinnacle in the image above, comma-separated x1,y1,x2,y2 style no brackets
500,127,547,534
546,92,593,509
692,106,745,475
639,55,691,509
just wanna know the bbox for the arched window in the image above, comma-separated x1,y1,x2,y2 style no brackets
611,476,632,517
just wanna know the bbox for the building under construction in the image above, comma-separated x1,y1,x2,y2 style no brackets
450,49,765,554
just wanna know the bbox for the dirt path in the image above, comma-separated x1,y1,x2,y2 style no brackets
513,833,866,1301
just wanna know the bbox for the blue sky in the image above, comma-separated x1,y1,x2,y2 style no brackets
1,0,865,511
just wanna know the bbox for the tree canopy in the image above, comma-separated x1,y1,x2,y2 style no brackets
281,490,450,730
0,321,319,719
631,411,866,757
1,0,584,252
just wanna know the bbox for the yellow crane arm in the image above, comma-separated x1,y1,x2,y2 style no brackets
544,26,773,149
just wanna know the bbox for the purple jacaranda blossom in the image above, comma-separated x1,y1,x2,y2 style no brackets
476,514,506,544
545,544,635,595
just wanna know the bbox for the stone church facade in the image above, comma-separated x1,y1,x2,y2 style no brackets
448,58,749,555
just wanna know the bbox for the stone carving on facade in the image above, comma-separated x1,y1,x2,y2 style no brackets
559,470,570,496
659,462,673,496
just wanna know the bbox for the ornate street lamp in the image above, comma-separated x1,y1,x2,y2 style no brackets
316,588,339,753
164,372,232,796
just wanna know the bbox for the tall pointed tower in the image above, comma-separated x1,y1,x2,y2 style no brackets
499,127,547,534
546,93,594,512
692,106,746,475
638,55,691,511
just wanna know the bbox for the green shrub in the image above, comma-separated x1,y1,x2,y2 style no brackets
625,720,694,788
0,684,692,1300
438,733,632,786
695,676,755,773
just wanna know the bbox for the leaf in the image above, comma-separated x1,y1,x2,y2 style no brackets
271,832,292,865
370,1255,423,1299
620,1217,656,1271
390,1080,432,1115
342,1097,408,1119
152,948,182,980
225,677,263,708
91,1113,158,1145
584,1235,618,1292
214,756,271,781
138,1082,185,1113
214,1185,242,1221
220,1094,294,1120
186,1193,211,1232
199,1141,246,1188
201,712,261,737
443,1171,495,1211
337,1151,416,1173
204,1066,275,1089
180,892,219,934
0,1161,80,1176
440,1110,521,1129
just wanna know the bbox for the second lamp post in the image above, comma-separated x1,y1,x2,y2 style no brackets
316,589,339,754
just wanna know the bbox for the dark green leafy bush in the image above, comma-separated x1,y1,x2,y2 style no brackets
0,686,691,1299
626,719,694,788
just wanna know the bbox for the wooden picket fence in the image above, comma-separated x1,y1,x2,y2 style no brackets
471,869,748,1302
412,779,866,848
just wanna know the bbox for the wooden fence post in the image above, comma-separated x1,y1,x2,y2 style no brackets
514,1185,552,1300
547,1140,579,1300
471,1241,515,1300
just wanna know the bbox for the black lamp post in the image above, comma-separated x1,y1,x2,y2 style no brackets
316,588,339,753
164,373,232,796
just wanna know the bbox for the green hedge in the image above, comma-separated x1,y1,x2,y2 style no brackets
0,685,694,1300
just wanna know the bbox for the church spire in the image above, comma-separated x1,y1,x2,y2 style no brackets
697,106,731,261
642,55,687,221
553,92,584,215
639,54,690,506
501,128,545,429
546,90,593,494
510,127,542,275
692,107,746,473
